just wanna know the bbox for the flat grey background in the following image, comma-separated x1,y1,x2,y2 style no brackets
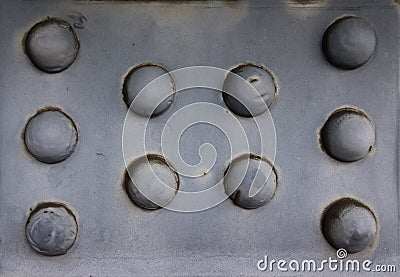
0,0,399,275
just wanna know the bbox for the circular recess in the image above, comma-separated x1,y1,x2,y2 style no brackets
224,154,277,209
25,18,79,73
122,63,175,117
322,16,376,70
320,107,374,162
25,203,78,256
223,63,277,117
124,154,179,210
24,108,78,164
322,198,377,253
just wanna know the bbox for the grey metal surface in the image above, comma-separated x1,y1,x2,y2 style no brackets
0,0,399,275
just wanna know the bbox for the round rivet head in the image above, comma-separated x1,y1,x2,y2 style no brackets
224,155,277,209
322,16,376,70
223,63,277,117
320,107,374,162
24,109,78,164
124,154,179,210
25,18,79,73
26,203,78,256
322,198,377,253
123,63,175,117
